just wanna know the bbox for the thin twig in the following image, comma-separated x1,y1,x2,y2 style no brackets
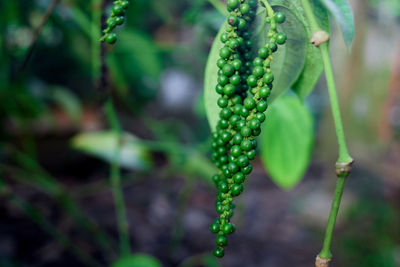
19,0,61,72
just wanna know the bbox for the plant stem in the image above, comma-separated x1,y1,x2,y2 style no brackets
301,0,354,264
104,99,131,256
260,0,274,17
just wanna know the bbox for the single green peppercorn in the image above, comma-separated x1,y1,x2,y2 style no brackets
210,222,220,233
217,97,228,108
275,11,286,23
233,172,245,184
252,66,265,78
257,100,268,112
237,155,249,167
219,182,229,193
263,72,274,83
105,33,117,44
240,126,252,137
216,235,228,246
220,47,231,59
213,247,225,258
276,32,287,45
230,145,242,157
231,184,243,196
258,47,269,59
227,0,239,9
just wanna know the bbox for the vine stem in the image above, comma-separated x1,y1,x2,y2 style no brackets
301,0,354,265
104,99,131,256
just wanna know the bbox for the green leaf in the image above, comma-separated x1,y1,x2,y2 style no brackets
71,131,152,170
260,95,314,189
319,0,355,49
112,254,162,267
204,21,226,132
274,0,330,100
254,5,307,102
204,5,308,131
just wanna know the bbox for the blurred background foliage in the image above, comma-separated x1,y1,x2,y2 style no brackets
0,0,399,266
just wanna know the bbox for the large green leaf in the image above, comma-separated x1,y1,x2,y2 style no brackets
112,254,162,267
71,131,152,170
260,95,314,189
270,0,330,100
319,0,354,50
203,21,226,132
204,5,308,131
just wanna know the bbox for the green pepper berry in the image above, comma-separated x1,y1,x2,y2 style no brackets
247,75,257,87
243,97,256,110
218,75,229,86
241,139,252,151
218,119,229,129
121,1,129,9
215,84,224,94
219,182,229,193
217,97,228,108
228,39,239,49
230,145,242,157
115,16,125,25
240,3,250,14
229,114,240,125
223,84,236,96
220,131,232,142
105,33,117,44
230,75,241,85
231,184,243,196
227,0,239,9
242,164,253,174
256,112,266,122
259,86,271,98
276,32,287,45
275,11,286,23
219,47,231,59
112,4,125,16
217,58,226,69
247,149,256,160
232,59,242,70
233,133,243,145
216,235,228,246
257,100,268,112
220,33,229,43
228,162,239,174
252,66,264,78
228,15,239,26
222,64,235,76
237,19,246,31
249,119,260,130
213,247,225,258
240,106,249,117
268,42,278,52
263,73,274,84
233,172,245,184
237,155,249,167
258,47,269,59
210,222,220,233
240,126,252,137
216,204,224,214
222,223,234,235
253,57,263,66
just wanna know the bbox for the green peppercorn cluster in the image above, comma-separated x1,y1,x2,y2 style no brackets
100,0,130,44
209,1,287,258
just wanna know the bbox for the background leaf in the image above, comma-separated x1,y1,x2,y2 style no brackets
272,0,331,100
318,0,355,49
204,21,226,132
112,254,162,267
260,95,314,189
254,5,308,102
71,131,153,170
